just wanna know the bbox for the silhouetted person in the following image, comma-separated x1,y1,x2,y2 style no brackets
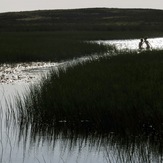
139,38,144,50
144,37,151,50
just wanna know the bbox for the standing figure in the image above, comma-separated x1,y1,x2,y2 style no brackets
144,37,151,50
139,38,144,50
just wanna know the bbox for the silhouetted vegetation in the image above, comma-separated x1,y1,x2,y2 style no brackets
2,7,163,142
0,32,110,63
16,120,163,163
2,7,163,163
16,49,163,136
1,30,163,63
1,8,163,63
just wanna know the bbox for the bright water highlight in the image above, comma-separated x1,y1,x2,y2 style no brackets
98,37,163,50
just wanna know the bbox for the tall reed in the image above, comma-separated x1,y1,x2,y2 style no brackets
16,49,163,135
0,33,108,63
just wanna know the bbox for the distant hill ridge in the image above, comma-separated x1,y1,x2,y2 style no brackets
0,8,163,32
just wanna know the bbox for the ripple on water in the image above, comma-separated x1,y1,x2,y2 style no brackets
1,38,163,163
0,62,59,84
97,37,163,50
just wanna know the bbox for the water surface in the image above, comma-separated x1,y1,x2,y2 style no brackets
1,38,163,163
97,37,163,50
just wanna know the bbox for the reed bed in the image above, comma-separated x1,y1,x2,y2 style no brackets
16,49,163,135
0,32,109,63
16,124,163,163
1,31,163,64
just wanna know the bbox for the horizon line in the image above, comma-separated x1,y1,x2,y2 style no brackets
0,6,163,14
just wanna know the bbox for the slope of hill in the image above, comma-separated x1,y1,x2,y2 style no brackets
0,8,163,32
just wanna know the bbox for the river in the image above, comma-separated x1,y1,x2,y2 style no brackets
0,38,163,163
97,37,163,50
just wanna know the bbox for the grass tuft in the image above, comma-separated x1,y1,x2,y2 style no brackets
15,49,163,135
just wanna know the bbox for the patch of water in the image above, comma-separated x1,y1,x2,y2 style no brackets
0,62,60,84
1,38,163,163
97,37,163,50
0,55,103,163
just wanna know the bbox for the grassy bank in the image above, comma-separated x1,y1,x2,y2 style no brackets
1,8,163,63
16,49,163,135
1,31,163,63
0,32,110,63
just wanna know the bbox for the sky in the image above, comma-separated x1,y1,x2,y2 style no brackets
0,0,163,13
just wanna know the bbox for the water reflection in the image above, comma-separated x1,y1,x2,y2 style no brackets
0,62,59,84
16,121,163,163
1,38,163,162
97,37,163,50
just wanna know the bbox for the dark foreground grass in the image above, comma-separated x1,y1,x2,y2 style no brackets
16,49,163,135
16,123,163,163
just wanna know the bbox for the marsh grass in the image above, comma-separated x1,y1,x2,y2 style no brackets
1,8,163,33
0,32,109,63
1,31,163,63
15,49,163,136
15,118,163,163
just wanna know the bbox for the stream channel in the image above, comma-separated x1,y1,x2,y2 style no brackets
0,38,163,163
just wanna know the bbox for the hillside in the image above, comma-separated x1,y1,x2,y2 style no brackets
0,8,163,32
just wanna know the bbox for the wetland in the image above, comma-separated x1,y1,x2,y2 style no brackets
1,8,163,163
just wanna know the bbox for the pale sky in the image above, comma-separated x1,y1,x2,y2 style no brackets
1,0,163,13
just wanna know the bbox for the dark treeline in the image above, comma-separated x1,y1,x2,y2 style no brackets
0,8,163,32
